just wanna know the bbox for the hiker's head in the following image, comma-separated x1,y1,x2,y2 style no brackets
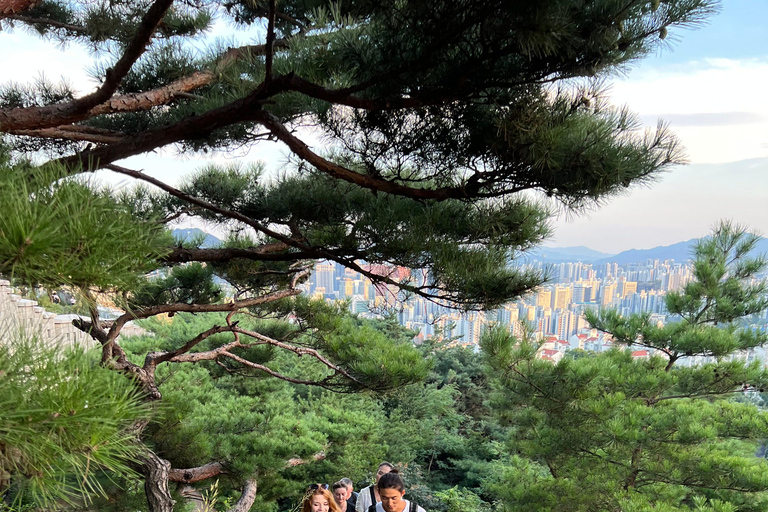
377,472,405,512
375,462,394,483
340,477,354,494
303,485,338,512
332,481,348,505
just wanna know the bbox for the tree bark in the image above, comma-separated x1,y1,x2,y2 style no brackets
0,0,41,15
141,450,176,512
168,462,225,484
227,478,258,512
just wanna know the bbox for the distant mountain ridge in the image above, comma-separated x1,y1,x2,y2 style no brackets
172,228,222,248
530,246,615,262
598,237,768,265
171,228,768,265
593,239,698,265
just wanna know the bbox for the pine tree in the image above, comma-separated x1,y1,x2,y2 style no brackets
0,0,718,510
482,222,768,512
0,334,151,510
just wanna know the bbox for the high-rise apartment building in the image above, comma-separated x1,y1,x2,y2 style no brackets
622,281,638,297
601,282,617,306
537,288,552,308
315,261,335,294
572,283,590,303
552,286,572,310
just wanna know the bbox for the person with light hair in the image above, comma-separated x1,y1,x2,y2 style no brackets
340,477,357,509
355,462,394,512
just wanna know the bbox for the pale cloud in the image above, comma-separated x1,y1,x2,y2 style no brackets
550,157,768,253
611,58,768,113
669,123,768,163
640,112,766,127
2,32,95,94
607,58,768,164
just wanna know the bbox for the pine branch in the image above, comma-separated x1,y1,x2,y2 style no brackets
54,89,272,170
160,339,349,390
86,41,290,116
216,349,349,388
168,462,225,483
264,0,277,85
12,125,125,143
253,109,518,201
0,0,174,131
89,71,214,115
0,0,39,15
281,74,447,110
146,324,235,366
227,478,258,512
0,13,87,32
72,317,111,344
285,451,327,467
163,338,239,364
106,285,304,343
8,41,293,141
232,325,364,386
163,245,314,263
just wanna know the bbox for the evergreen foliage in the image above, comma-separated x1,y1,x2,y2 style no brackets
482,223,768,512
0,335,151,509
0,0,720,509
0,156,170,291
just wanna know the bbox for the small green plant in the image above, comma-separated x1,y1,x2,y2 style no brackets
435,487,490,512
200,479,220,512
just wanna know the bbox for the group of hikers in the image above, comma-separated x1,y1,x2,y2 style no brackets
302,462,426,512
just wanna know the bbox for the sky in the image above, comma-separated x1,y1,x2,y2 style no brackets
1,0,768,254
549,0,768,253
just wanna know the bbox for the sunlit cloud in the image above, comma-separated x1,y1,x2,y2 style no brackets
606,58,768,164
640,112,766,127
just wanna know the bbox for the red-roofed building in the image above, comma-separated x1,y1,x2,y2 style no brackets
538,348,564,363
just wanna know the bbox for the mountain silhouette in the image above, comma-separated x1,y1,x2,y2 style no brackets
171,228,222,248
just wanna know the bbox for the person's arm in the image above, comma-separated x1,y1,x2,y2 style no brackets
355,487,369,512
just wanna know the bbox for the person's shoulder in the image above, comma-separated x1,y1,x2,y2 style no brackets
356,487,373,512
406,500,426,512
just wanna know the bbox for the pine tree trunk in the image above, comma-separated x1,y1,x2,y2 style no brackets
227,478,258,512
141,450,176,512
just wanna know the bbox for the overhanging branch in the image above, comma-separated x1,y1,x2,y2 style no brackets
168,462,225,484
0,13,87,32
107,286,302,343
0,0,175,131
232,325,363,386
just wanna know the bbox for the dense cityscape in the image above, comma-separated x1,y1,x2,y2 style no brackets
303,255,768,365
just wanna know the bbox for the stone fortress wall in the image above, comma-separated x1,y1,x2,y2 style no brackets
0,279,146,349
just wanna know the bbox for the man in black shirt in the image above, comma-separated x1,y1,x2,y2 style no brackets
341,478,358,510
